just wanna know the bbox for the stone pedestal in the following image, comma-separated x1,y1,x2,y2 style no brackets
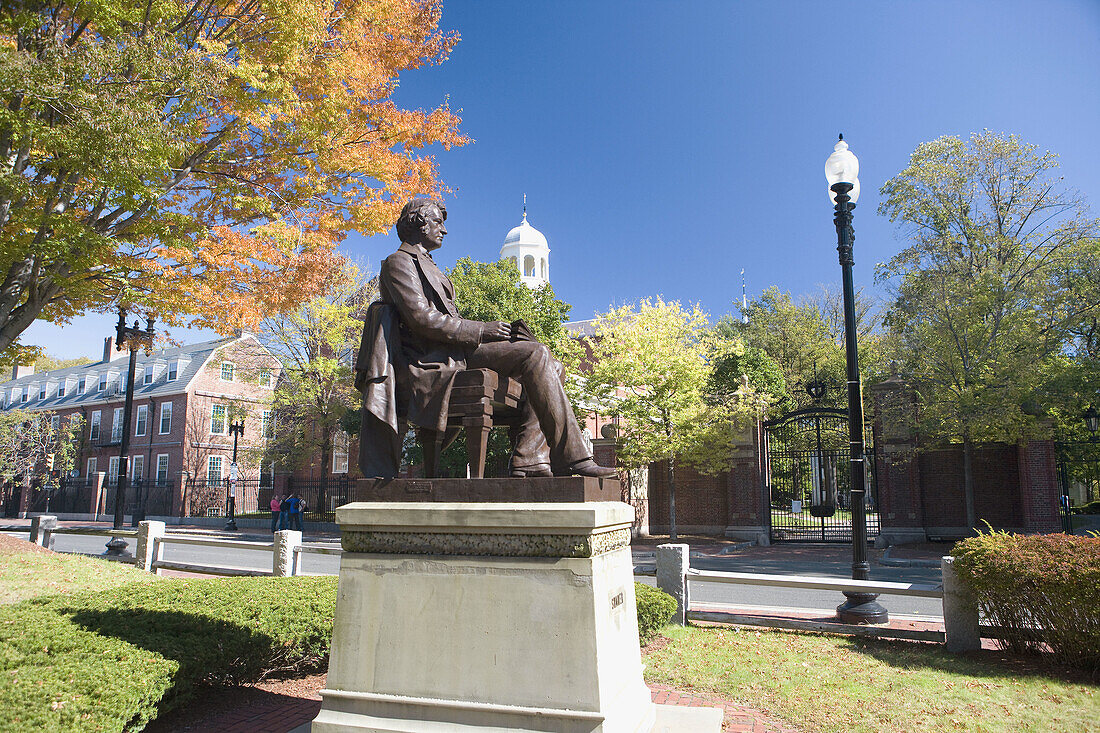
311,501,720,732
354,476,623,504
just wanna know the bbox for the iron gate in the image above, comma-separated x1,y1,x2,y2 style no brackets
763,407,880,543
1055,440,1100,533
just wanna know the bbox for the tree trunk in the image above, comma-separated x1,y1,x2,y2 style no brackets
962,436,976,531
319,430,330,518
667,454,677,542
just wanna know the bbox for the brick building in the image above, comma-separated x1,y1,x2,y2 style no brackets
1,332,280,518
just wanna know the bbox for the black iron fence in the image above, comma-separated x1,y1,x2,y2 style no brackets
180,476,348,523
285,476,350,523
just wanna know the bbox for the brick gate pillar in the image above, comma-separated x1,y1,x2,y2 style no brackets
725,417,768,544
870,378,926,545
1018,439,1060,534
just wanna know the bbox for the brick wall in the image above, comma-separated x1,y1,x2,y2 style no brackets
647,460,729,532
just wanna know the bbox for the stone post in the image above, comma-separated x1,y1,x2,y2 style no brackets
656,543,690,625
30,515,57,548
136,520,166,573
90,472,106,517
942,556,981,652
273,529,302,577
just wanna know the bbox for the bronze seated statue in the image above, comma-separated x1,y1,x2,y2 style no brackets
355,197,616,481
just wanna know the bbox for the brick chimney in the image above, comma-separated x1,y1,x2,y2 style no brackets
11,364,34,380
103,336,115,362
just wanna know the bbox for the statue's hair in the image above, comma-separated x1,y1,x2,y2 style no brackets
395,198,446,243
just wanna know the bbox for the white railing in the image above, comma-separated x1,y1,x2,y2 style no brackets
27,515,340,578
651,543,981,652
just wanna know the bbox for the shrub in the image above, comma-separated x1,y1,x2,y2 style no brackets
0,576,338,732
635,582,677,644
952,531,1100,671
1071,499,1100,515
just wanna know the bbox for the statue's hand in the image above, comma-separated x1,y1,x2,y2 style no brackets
480,320,511,342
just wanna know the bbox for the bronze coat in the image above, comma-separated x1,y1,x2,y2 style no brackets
358,241,483,436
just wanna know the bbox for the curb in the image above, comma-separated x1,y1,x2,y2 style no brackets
878,547,941,568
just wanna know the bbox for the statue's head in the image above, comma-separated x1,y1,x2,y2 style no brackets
396,198,447,251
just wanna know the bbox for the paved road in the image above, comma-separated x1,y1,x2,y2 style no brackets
4,530,944,618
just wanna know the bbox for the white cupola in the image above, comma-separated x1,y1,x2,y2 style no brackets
499,196,549,289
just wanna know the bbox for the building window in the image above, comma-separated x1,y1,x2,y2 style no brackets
38,384,46,400
19,389,27,403
98,373,107,391
131,455,144,484
87,457,97,477
89,411,101,441
159,402,172,434
58,382,66,397
143,368,154,385
78,377,86,394
111,407,124,442
119,373,127,393
220,362,235,381
50,415,59,432
210,404,226,434
333,431,349,474
258,368,272,388
156,454,169,486
260,410,273,440
206,455,223,488
524,255,535,277
167,360,178,381
135,405,148,437
108,456,120,484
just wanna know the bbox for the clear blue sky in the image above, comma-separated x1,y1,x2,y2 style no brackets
25,0,1100,359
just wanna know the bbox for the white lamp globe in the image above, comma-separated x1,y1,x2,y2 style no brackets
825,136,860,204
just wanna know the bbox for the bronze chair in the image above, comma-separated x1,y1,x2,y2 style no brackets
417,369,524,478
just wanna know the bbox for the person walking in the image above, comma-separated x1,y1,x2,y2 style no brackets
279,494,290,531
269,494,282,533
287,493,304,532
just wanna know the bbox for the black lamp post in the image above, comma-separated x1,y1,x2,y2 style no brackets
1085,406,1099,441
105,309,155,556
826,135,888,624
225,420,244,531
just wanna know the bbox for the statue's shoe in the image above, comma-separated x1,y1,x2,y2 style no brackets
510,465,553,478
561,459,618,479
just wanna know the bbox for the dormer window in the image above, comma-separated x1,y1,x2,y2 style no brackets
57,381,66,398
167,360,178,381
98,373,107,391
78,376,87,394
143,367,154,385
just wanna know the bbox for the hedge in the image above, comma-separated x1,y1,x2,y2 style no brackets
0,575,677,731
1071,499,1100,515
635,582,678,644
0,576,338,732
952,531,1100,671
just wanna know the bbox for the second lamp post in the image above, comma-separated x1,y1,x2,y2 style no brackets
225,420,244,531
825,135,888,625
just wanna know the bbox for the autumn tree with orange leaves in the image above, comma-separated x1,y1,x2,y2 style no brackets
0,0,466,364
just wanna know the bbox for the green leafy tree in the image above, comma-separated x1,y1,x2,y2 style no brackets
260,263,374,502
32,353,93,373
0,0,466,364
0,409,82,482
584,298,759,540
402,257,574,477
877,131,1099,527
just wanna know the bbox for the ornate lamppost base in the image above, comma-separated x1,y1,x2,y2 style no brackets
837,592,889,624
103,537,132,557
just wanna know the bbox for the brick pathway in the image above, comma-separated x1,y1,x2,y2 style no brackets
171,682,798,733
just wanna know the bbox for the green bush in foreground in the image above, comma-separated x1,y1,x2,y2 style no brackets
0,576,338,732
635,582,677,644
952,531,1100,671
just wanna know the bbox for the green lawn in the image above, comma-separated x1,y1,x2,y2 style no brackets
0,536,156,605
644,625,1099,733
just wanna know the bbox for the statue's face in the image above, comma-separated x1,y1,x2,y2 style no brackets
420,205,447,251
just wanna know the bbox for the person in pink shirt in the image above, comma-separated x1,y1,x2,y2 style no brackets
270,495,283,533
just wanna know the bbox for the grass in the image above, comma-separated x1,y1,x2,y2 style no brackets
0,535,156,605
644,625,1100,733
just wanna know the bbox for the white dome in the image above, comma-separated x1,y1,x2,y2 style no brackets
502,215,548,250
